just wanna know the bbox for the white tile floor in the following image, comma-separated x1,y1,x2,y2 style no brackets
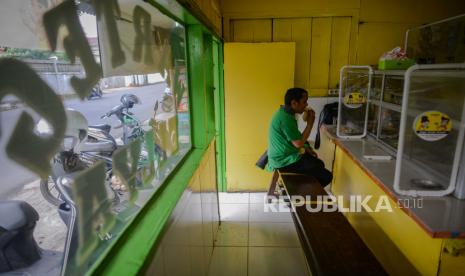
209,193,310,276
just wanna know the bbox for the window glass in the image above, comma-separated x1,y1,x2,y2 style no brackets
379,108,400,149
0,1,190,275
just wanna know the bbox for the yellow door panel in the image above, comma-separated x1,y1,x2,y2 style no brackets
232,19,272,42
273,18,312,90
224,42,295,191
309,17,332,97
329,17,351,89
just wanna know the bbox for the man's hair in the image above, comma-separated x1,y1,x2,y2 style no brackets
284,87,308,106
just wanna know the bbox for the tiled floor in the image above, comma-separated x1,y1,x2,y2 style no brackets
208,192,310,276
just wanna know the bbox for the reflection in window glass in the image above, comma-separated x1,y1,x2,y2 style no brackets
0,1,191,275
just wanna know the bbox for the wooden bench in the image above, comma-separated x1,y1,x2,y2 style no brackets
274,171,387,275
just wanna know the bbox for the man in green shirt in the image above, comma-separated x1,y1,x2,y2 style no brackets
268,88,332,187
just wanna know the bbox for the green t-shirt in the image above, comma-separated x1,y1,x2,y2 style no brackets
267,107,302,170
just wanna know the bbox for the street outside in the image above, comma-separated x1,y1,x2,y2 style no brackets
0,83,167,260
1,82,167,197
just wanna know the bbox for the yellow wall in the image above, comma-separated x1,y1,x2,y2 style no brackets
224,42,295,191
145,141,219,275
221,0,465,94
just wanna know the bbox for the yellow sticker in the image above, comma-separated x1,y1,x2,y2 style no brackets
413,111,452,141
343,92,366,109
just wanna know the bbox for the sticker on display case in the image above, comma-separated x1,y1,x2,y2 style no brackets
343,92,366,109
413,111,452,141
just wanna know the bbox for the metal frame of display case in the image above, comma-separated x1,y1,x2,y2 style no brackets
337,65,373,139
394,63,465,197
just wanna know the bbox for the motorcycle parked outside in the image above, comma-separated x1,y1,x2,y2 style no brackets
100,94,145,145
38,108,117,206
86,85,103,100
1,93,167,274
98,93,154,176
40,94,143,207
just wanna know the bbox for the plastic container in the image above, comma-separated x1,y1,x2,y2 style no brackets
378,59,416,70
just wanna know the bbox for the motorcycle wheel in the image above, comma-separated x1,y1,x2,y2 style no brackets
40,177,63,206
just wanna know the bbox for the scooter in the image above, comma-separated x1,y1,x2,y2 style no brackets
100,97,159,172
1,94,159,274
39,109,117,207
99,93,150,143
40,94,145,206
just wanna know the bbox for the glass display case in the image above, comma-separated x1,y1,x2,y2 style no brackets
335,15,465,199
359,65,465,198
394,64,465,197
367,70,404,151
406,14,465,65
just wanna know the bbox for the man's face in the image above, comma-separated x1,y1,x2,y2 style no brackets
291,94,308,114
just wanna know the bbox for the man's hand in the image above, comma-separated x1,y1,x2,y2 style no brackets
306,147,318,158
292,109,316,149
304,109,316,125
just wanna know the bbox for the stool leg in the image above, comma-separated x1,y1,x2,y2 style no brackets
267,171,279,203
